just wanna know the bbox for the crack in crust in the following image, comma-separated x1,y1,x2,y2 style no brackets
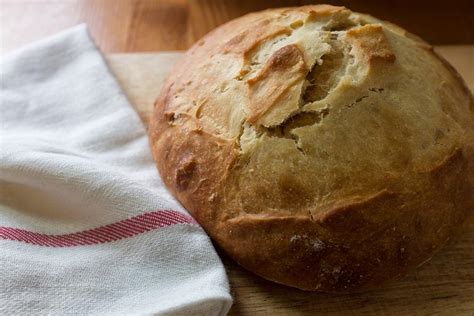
258,108,330,154
240,8,374,129
240,22,359,152
303,41,347,103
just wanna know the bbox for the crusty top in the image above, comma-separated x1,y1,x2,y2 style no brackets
150,5,474,291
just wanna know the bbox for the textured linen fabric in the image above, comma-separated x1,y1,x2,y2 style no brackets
0,25,232,315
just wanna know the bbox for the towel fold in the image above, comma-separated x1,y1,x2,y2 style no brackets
0,25,232,315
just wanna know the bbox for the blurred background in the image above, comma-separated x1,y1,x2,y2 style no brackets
1,0,473,54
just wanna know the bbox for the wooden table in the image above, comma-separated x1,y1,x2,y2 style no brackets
106,46,474,315
1,0,473,54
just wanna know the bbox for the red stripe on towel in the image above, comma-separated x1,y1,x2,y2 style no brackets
0,210,197,247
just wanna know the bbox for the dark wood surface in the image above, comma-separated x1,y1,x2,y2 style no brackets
1,0,473,54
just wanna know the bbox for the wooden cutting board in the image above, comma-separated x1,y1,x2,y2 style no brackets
106,46,474,316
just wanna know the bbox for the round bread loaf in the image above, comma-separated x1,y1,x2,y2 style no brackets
149,5,474,292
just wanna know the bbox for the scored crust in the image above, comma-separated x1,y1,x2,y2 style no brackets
149,5,474,292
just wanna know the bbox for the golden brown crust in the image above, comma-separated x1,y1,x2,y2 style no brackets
247,44,307,125
345,24,396,63
149,5,474,292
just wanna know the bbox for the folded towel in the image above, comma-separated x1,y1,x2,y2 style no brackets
0,25,232,315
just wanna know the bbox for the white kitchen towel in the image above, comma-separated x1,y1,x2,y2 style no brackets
0,25,232,315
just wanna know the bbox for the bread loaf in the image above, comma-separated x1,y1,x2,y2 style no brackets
149,5,474,292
